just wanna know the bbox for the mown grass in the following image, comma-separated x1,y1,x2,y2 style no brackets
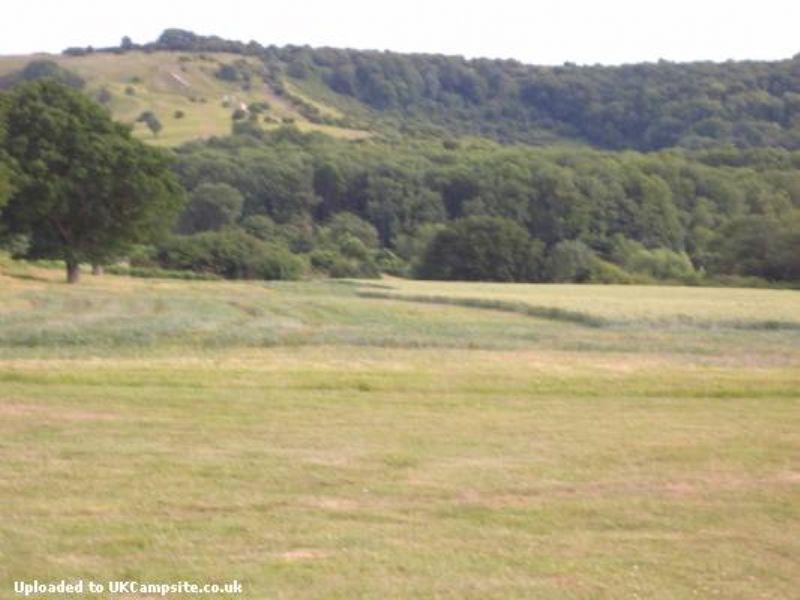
1,267,799,598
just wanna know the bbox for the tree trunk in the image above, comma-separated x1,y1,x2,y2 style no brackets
66,261,80,284
91,264,104,276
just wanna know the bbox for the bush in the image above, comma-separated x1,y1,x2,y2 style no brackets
215,64,239,82
309,248,379,279
320,212,380,249
375,249,408,277
417,216,543,282
627,248,699,283
156,231,303,280
249,101,271,114
587,257,642,284
609,235,700,283
547,240,595,283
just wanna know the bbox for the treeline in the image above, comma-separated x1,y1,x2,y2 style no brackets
1,78,798,284
87,29,800,150
159,126,800,283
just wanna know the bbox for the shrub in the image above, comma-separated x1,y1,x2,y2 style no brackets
249,101,271,114
156,231,303,280
215,64,239,81
627,248,699,282
417,216,542,282
587,257,642,284
547,240,596,283
309,248,379,279
375,249,408,277
320,212,379,249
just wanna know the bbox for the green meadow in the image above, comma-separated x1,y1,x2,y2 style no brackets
1,265,799,598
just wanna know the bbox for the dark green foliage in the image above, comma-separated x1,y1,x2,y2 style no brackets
0,96,13,215
610,236,700,282
178,183,244,234
248,101,270,114
711,211,800,281
170,128,800,282
174,110,185,119
96,30,800,150
240,214,278,241
417,216,543,282
137,111,162,136
0,81,185,282
320,212,379,249
0,60,85,90
306,50,800,150
309,213,382,278
156,230,303,280
546,240,596,283
309,247,378,278
216,64,239,82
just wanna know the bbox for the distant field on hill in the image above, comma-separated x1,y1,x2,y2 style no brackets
1,264,799,598
0,52,370,145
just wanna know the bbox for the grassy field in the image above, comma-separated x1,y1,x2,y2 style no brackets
0,52,370,145
1,264,799,598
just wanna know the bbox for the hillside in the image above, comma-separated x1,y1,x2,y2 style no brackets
1,29,799,149
0,51,370,146
0,31,798,287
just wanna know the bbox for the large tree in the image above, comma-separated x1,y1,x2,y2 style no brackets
0,80,185,282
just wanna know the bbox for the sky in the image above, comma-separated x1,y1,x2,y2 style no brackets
2,0,799,65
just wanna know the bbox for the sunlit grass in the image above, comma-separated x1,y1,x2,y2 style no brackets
1,268,799,598
374,279,800,326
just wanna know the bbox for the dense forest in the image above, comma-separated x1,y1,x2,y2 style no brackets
1,31,799,284
160,129,800,283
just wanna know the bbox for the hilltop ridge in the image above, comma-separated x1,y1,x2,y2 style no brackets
1,29,798,149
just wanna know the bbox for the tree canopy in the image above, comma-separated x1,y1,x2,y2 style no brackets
166,127,800,283
0,80,185,282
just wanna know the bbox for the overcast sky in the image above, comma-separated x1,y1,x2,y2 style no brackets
2,0,798,65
